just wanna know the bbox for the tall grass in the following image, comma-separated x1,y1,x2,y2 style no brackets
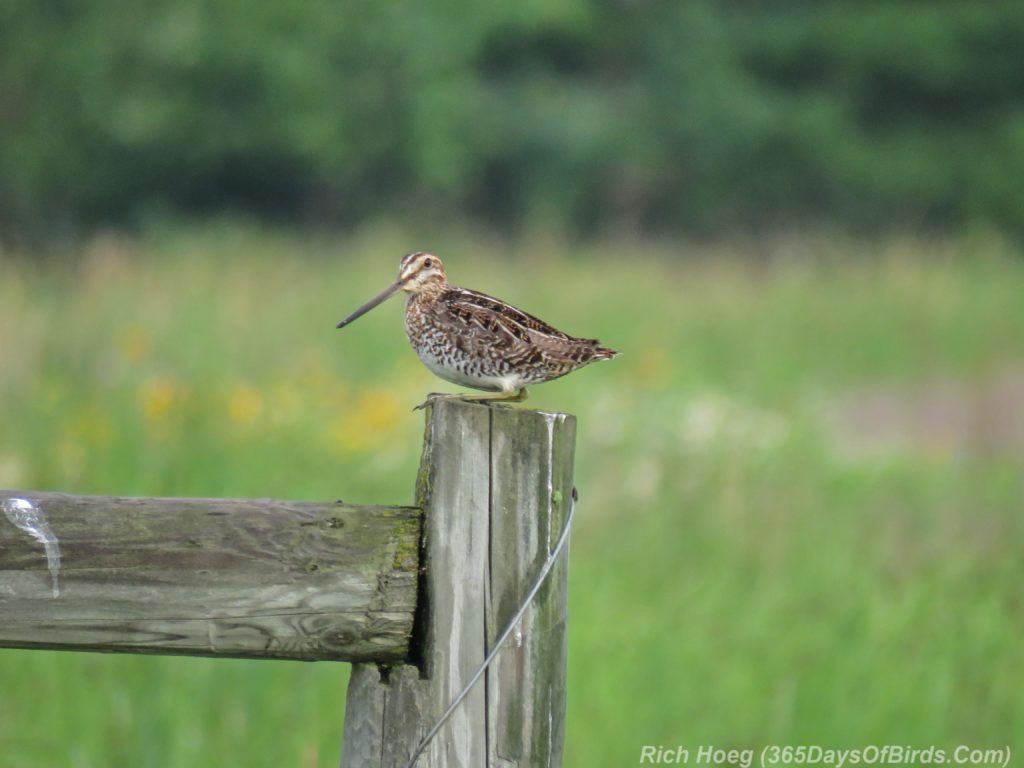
1,225,1022,766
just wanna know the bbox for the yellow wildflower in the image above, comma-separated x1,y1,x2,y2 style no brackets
139,376,182,425
329,389,404,454
228,382,264,428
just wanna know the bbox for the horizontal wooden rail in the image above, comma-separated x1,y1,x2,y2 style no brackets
0,492,420,662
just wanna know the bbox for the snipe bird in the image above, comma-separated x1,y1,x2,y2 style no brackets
336,252,619,408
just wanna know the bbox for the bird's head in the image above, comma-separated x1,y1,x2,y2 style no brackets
336,251,446,329
397,252,446,293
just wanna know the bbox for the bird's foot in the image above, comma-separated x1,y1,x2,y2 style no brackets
412,393,453,412
413,389,528,412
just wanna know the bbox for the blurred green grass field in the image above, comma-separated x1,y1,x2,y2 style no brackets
1,226,1023,767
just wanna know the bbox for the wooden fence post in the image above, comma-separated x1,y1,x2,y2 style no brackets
341,399,577,767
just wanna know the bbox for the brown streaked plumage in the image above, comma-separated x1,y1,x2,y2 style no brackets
336,251,618,407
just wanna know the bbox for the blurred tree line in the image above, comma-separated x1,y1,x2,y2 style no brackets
2,0,1024,240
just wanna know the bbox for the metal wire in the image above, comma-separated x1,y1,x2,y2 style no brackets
401,487,576,768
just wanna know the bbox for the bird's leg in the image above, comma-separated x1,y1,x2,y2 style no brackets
462,388,528,405
413,389,528,411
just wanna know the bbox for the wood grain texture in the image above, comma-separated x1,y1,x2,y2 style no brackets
341,400,575,768
0,492,420,662
342,399,491,767
486,407,575,767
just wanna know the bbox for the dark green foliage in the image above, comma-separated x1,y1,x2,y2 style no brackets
2,1,1023,237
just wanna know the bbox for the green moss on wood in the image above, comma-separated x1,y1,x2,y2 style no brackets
391,511,423,572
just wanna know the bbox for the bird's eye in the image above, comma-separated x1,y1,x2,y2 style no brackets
424,258,433,269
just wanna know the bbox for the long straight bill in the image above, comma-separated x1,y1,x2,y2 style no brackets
336,281,402,329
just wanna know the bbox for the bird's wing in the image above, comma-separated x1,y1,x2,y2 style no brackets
441,288,574,348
